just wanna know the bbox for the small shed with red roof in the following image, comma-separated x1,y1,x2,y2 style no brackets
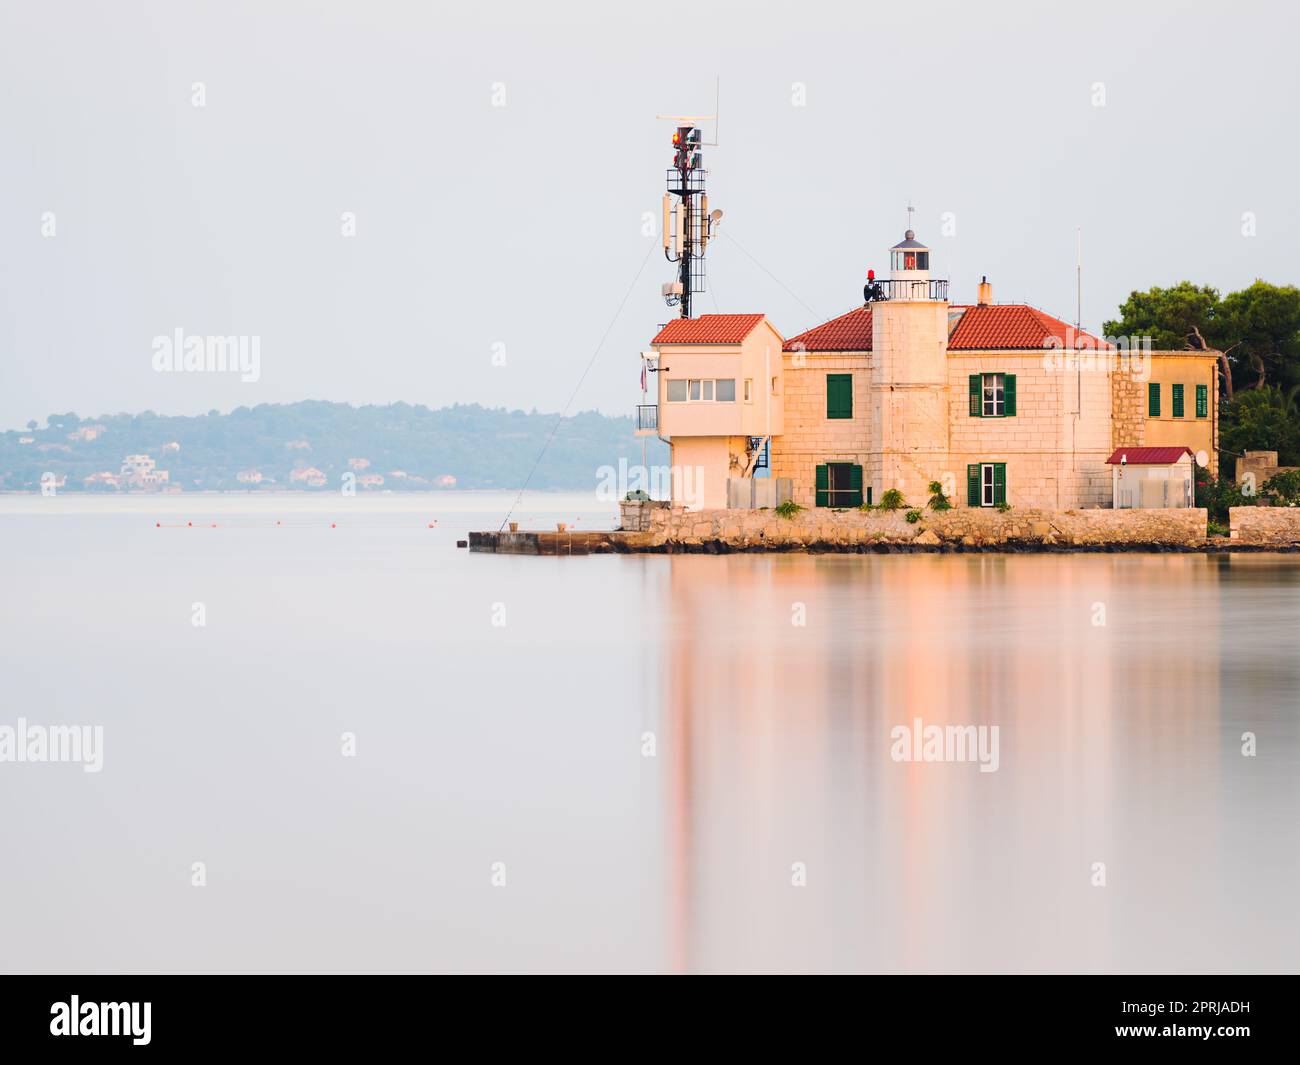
1106,446,1197,509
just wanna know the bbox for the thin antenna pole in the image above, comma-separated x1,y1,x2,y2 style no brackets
1075,227,1082,332
1076,227,1082,417
714,77,720,145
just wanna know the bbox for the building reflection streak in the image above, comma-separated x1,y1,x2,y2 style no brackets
659,553,1227,973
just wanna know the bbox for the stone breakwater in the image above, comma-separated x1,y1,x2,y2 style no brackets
469,503,1300,554
1229,506,1300,546
631,504,1211,551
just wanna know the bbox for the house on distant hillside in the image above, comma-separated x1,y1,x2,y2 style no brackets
290,466,327,487
120,454,170,489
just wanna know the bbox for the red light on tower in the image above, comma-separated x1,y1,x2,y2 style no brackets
672,130,681,147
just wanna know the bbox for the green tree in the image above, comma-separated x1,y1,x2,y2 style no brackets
1104,281,1220,351
1220,385,1300,466
1106,281,1300,399
1216,281,1300,392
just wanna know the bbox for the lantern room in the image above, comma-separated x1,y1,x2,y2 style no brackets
890,229,930,280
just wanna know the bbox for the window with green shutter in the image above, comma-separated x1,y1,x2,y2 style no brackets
1148,382,1161,417
1196,383,1208,418
826,374,852,419
969,462,1007,506
1172,383,1185,418
971,373,1014,416
844,463,863,507
816,463,862,507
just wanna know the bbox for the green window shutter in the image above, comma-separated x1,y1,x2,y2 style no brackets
865,486,872,506
993,463,1007,506
968,374,982,417
1172,383,1184,418
1196,383,1208,418
1003,374,1016,416
966,464,981,507
826,374,852,419
848,464,863,507
1148,382,1160,417
815,464,829,507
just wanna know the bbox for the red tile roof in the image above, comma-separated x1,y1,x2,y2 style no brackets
652,313,766,345
948,304,1111,350
781,303,1110,353
783,307,873,352
1105,447,1194,465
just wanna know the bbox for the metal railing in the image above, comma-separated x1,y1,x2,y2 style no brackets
636,404,659,432
864,278,950,302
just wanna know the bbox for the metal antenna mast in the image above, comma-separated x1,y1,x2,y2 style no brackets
655,111,722,319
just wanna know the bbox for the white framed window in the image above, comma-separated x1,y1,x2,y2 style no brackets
666,378,737,403
982,463,995,506
982,373,1005,417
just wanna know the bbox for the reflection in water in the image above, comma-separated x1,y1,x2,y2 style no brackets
658,553,1299,973
1,501,1296,973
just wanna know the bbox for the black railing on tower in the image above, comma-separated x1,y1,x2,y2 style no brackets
864,278,950,303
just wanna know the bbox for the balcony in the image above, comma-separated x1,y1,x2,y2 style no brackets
864,278,950,302
636,404,659,436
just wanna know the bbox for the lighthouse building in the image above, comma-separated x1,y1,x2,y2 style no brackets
646,227,1219,511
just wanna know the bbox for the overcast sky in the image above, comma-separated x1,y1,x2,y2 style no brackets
1,0,1296,429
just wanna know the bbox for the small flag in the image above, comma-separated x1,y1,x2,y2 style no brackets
640,360,647,392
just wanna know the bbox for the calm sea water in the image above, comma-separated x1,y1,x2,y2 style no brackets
1,492,1297,974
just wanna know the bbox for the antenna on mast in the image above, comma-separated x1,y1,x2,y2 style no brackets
656,100,723,319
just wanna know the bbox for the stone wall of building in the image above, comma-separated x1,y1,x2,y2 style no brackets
1228,507,1300,546
948,351,1113,509
771,352,873,507
618,499,670,532
1111,364,1146,450
638,503,1208,549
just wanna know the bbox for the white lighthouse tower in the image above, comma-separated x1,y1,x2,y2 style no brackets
868,216,952,501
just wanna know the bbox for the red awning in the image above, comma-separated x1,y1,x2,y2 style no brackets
1105,447,1194,465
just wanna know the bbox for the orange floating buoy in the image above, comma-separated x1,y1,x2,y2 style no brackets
155,522,160,528
187,521,192,527
331,522,336,529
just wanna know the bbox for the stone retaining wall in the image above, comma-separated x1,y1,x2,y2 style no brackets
632,502,1209,549
1229,507,1300,546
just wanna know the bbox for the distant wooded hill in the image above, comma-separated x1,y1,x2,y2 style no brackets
0,401,668,491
